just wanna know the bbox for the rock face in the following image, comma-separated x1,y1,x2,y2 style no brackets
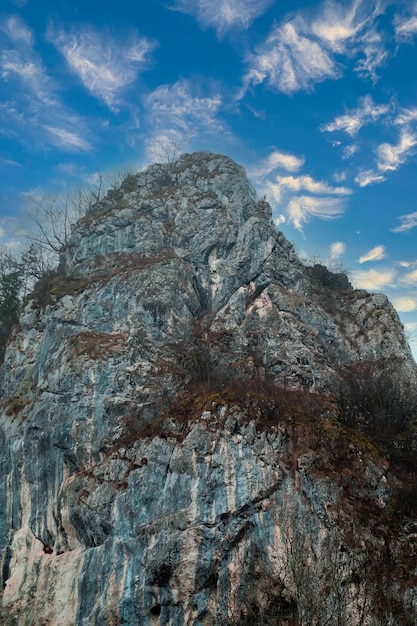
0,152,416,625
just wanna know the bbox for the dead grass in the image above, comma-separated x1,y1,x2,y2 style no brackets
70,331,127,360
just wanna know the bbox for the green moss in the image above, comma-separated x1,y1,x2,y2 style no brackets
346,430,380,458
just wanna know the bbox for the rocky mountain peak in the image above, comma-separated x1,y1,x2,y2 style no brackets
57,151,413,385
61,151,287,313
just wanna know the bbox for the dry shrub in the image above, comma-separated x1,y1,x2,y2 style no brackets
71,331,126,359
335,358,417,446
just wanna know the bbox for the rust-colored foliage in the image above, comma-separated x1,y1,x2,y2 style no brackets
71,331,127,360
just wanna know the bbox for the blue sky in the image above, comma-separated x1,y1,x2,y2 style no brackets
1,0,417,358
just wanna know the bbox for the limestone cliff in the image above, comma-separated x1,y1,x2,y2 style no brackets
0,152,416,625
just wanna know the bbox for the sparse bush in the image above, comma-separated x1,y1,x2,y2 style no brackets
335,359,417,458
306,263,351,292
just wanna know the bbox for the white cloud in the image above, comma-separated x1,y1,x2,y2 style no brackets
395,7,417,43
276,174,351,196
351,268,395,290
287,195,346,230
251,151,349,229
393,297,417,312
1,15,32,46
240,1,389,98
44,125,91,152
376,130,417,172
0,16,92,153
243,19,338,96
355,47,387,81
0,158,21,167
311,0,377,52
355,169,385,187
391,211,417,233
258,171,350,206
353,26,388,82
265,151,305,174
399,260,417,268
0,226,5,238
1,16,56,105
274,214,286,227
143,80,226,161
172,0,273,36
146,81,222,130
395,107,417,126
330,241,346,259
333,170,347,182
359,245,386,264
311,14,356,52
321,95,389,136
249,150,305,180
342,144,360,159
402,269,417,284
262,181,283,204
310,0,387,80
48,25,155,111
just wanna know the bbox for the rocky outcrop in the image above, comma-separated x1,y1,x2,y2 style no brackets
0,152,416,625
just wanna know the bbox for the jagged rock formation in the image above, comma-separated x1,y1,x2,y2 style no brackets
0,152,416,625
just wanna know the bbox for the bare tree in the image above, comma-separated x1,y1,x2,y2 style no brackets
22,177,104,274
149,133,190,164
274,519,374,626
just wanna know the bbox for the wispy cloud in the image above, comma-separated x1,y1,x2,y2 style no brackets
44,125,91,152
353,25,388,82
243,20,338,95
391,211,417,233
330,241,346,259
333,170,347,182
355,169,385,187
395,107,417,126
287,195,346,230
376,130,417,172
241,1,388,97
171,0,273,36
394,5,417,43
0,157,21,167
399,260,417,268
146,80,223,136
276,174,351,196
309,0,387,80
402,269,417,284
342,144,360,159
249,150,305,179
321,95,389,136
1,16,56,105
1,14,32,45
144,79,226,160
351,268,395,290
250,149,348,229
0,15,92,152
324,99,417,182
359,245,386,263
393,297,417,312
48,24,156,111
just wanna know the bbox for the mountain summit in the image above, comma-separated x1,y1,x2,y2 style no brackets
1,152,416,625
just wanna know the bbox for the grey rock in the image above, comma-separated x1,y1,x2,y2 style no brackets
0,152,416,625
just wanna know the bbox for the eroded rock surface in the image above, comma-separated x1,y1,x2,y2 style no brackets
0,152,416,625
